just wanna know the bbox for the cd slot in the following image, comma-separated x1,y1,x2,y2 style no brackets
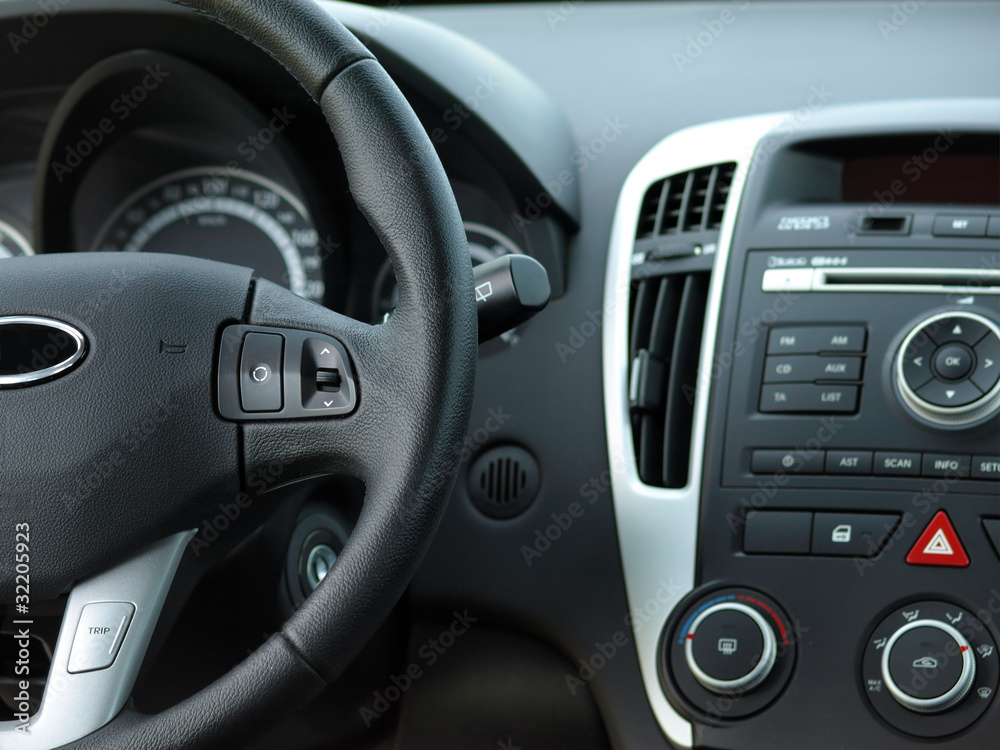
762,267,1000,294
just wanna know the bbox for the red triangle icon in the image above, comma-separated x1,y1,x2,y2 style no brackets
906,511,969,567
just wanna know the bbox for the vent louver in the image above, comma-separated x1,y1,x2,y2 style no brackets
635,163,735,239
627,163,735,488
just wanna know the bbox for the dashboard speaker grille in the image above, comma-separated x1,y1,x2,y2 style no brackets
635,162,735,239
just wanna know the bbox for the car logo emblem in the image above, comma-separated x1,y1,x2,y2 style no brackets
0,316,87,387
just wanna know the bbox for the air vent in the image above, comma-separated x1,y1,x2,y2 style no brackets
628,270,710,488
467,445,540,520
635,163,735,239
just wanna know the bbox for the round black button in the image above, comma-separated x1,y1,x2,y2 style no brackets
933,344,974,382
691,609,764,682
887,625,966,700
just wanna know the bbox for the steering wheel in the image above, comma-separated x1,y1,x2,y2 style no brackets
0,1,477,747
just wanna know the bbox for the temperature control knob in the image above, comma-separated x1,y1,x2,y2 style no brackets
896,311,1000,427
684,602,777,695
882,619,975,713
664,587,795,719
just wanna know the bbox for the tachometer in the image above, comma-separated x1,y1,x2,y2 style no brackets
0,218,33,258
91,168,325,302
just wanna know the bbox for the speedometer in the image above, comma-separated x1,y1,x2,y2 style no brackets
0,218,33,258
91,168,325,302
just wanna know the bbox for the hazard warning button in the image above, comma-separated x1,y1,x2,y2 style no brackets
906,511,970,567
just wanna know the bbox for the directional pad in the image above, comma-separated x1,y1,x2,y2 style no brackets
917,377,983,408
972,332,1000,393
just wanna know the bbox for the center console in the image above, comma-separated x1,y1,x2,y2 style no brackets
604,99,1000,749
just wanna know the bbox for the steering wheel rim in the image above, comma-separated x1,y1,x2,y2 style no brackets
0,1,478,747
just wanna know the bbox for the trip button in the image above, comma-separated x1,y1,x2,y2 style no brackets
67,602,135,674
921,454,971,478
874,451,920,476
916,378,983,408
240,333,284,413
812,513,900,557
932,214,988,237
933,343,974,381
972,456,1000,480
971,332,1000,392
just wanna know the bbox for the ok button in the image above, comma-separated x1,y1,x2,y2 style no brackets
933,343,974,381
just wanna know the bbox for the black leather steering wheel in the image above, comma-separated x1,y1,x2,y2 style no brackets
0,1,477,747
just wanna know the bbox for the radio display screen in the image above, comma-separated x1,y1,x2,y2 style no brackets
842,153,999,206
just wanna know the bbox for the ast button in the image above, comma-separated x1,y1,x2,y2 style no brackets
874,452,920,476
825,450,873,475
67,602,135,673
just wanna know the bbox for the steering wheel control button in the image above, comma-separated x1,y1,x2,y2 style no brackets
905,511,969,567
665,588,795,719
873,451,920,476
239,332,284,413
883,620,976,713
759,384,859,413
971,332,1000,392
932,214,989,238
301,338,352,411
67,602,135,674
742,511,813,554
219,325,357,420
932,343,975,381
766,325,866,355
895,312,1000,427
811,513,900,557
864,601,998,737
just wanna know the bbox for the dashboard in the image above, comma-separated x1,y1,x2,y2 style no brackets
0,2,998,750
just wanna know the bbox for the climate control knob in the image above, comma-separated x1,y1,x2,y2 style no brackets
881,619,975,713
684,601,777,694
896,311,1000,427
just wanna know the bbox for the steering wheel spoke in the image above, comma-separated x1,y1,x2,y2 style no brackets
0,532,194,749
